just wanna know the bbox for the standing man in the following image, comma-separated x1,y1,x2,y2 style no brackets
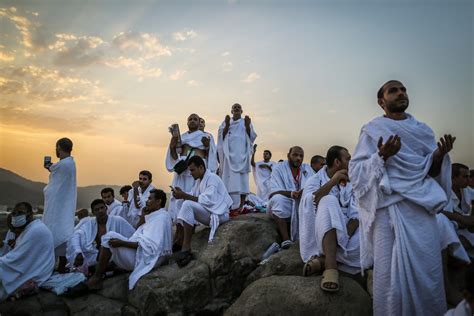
251,144,275,202
350,80,454,315
43,137,77,273
218,103,257,210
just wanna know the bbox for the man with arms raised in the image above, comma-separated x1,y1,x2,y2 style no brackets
299,146,360,292
350,80,454,315
101,188,123,217
86,189,172,290
268,146,314,248
218,103,257,210
251,144,275,202
127,171,154,228
173,156,233,267
43,137,77,273
166,113,218,250
67,199,135,274
1,202,55,301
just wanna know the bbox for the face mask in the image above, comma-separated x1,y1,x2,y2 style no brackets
11,214,27,227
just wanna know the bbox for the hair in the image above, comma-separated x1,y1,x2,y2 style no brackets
326,146,348,168
100,187,114,197
263,150,272,156
56,137,73,153
311,155,325,164
150,189,167,208
120,185,132,195
90,199,106,210
139,170,152,180
188,155,206,169
288,146,303,154
377,80,402,99
470,169,474,178
14,201,33,214
452,163,469,178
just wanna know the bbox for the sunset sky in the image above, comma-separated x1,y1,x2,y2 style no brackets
0,0,472,191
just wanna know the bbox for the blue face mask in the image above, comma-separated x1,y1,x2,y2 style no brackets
11,214,27,227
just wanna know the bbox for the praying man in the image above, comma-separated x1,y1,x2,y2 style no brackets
217,103,257,210
251,144,275,202
43,137,77,273
86,189,172,290
299,146,360,292
1,202,55,301
166,113,218,250
268,146,314,249
350,80,454,315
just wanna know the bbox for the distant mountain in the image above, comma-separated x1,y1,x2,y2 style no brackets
0,168,122,209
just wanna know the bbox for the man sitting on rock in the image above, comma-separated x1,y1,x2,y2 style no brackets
67,199,136,274
173,156,233,267
85,189,172,290
101,187,123,217
0,202,55,301
298,146,360,292
268,146,314,249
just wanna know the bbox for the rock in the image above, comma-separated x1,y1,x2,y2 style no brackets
62,294,124,315
0,295,42,315
98,273,129,301
225,275,372,316
245,242,303,286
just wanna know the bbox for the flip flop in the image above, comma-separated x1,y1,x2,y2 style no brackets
176,250,194,268
321,269,339,292
302,256,323,277
280,240,293,249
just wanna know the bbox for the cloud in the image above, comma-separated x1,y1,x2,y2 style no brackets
51,34,106,67
187,80,200,87
221,52,230,57
173,29,197,42
272,88,279,93
112,31,171,59
169,69,187,80
222,62,233,72
0,46,15,62
242,72,260,83
0,65,114,104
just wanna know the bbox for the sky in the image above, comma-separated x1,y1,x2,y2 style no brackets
0,0,472,191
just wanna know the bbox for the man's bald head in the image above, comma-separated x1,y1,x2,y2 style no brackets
187,113,200,131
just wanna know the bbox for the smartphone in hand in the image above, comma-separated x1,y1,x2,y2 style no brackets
44,156,52,169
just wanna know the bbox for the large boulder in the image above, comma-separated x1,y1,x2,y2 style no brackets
225,275,372,316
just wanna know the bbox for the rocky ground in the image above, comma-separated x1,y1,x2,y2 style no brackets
6,212,460,315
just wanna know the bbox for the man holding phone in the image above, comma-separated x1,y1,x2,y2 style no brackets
43,137,77,273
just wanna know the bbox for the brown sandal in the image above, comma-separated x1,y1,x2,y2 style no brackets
302,256,323,277
321,269,339,292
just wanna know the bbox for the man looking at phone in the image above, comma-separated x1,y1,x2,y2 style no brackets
43,137,77,273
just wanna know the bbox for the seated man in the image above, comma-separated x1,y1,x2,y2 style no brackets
76,208,89,221
0,202,55,301
101,187,123,217
0,214,15,256
119,185,132,202
268,146,314,248
173,156,233,267
310,155,326,173
66,199,136,274
127,170,155,228
86,189,172,290
299,146,360,292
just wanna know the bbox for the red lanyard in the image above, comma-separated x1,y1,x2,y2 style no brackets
293,168,301,190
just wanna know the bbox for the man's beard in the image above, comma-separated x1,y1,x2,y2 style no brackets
386,99,409,113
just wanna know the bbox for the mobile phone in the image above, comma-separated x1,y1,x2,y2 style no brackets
44,156,51,167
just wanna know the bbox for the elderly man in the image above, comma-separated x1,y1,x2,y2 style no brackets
43,137,77,273
218,103,257,210
268,146,314,248
173,156,233,267
299,146,360,292
350,80,454,315
67,199,135,274
1,202,55,301
86,189,172,290
251,144,275,202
